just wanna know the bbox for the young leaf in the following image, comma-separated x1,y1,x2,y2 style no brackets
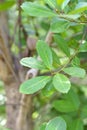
63,67,86,78
20,57,46,70
56,0,64,7
36,40,53,69
57,0,70,10
21,2,56,17
70,119,84,130
50,19,70,33
0,1,15,11
45,117,67,130
20,76,51,94
53,74,71,93
54,34,70,57
51,49,61,68
69,2,87,14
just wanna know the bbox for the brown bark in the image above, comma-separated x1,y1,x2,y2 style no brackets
0,10,33,130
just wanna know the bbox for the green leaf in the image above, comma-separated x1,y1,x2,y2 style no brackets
44,0,56,9
53,88,80,112
45,117,67,130
70,119,84,130
69,2,87,14
63,88,80,108
54,34,70,57
63,67,86,78
51,49,61,68
40,123,46,130
53,100,78,113
41,80,55,97
0,1,15,11
53,89,80,113
57,0,70,10
79,42,87,52
20,57,46,70
61,115,72,130
50,19,70,33
62,0,70,10
20,76,51,94
36,40,53,69
56,0,64,7
21,2,56,17
80,105,87,119
53,74,71,93
71,57,80,67
59,14,80,20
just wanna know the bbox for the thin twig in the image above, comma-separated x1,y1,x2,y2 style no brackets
18,0,23,57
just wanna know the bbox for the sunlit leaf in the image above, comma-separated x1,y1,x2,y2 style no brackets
57,0,70,10
21,2,56,17
62,0,70,10
69,2,87,14
20,76,51,94
53,74,71,93
0,1,15,11
20,57,46,70
63,67,86,78
45,117,67,130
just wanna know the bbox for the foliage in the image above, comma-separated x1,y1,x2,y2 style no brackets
19,0,87,129
0,0,87,130
0,1,15,11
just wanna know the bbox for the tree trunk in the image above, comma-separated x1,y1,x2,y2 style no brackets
0,10,33,130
